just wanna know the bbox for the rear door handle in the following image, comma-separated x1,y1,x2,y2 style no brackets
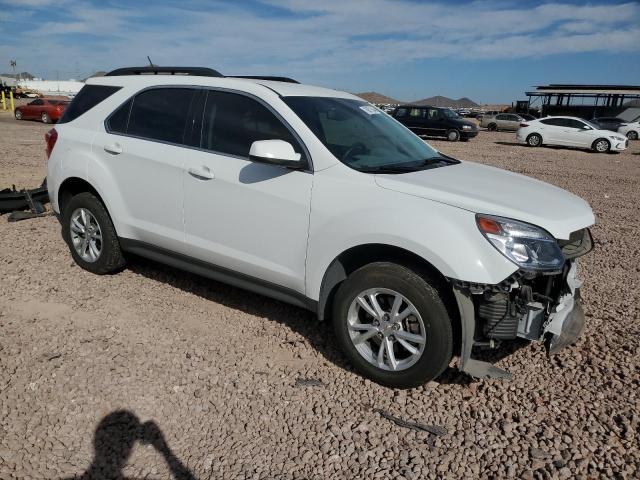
188,166,214,180
104,142,122,155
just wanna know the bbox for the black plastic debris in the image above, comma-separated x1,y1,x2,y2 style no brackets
1,178,49,221
374,408,447,437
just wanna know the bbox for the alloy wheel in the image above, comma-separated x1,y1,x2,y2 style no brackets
70,208,103,262
347,288,426,371
627,131,638,140
595,140,609,152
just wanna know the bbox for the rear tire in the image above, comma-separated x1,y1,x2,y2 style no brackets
61,192,125,274
447,129,460,142
592,138,610,153
526,133,542,147
627,130,638,140
332,262,453,388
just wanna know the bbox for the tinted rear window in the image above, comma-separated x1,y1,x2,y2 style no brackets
127,88,196,144
58,85,120,124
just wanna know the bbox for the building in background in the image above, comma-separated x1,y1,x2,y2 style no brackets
523,84,640,120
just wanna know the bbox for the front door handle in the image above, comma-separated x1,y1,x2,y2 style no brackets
104,142,122,155
188,166,214,180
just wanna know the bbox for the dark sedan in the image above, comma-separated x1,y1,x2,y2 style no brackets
590,117,626,132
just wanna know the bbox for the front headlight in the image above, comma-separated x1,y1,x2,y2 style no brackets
609,135,624,141
462,125,472,130
476,214,565,272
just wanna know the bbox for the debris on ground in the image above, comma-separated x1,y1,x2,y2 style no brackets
294,378,325,388
374,409,448,437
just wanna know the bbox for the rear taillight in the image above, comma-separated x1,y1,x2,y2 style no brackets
520,123,529,127
45,128,58,160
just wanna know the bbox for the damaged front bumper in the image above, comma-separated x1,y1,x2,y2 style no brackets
451,228,592,379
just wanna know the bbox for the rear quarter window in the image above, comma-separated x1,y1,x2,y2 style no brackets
58,85,121,124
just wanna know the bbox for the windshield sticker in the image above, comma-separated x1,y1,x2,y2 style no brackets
359,105,381,115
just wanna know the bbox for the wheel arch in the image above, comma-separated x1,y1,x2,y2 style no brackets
57,177,106,217
317,243,461,351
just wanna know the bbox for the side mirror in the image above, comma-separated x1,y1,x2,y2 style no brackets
249,140,303,169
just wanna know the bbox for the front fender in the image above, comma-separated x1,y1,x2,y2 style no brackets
305,167,517,300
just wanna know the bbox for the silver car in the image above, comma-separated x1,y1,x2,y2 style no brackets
481,113,524,131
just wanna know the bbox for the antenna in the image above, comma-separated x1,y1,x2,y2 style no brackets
147,56,154,67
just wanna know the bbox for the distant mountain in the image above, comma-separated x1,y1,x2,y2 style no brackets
412,95,480,108
0,72,34,80
355,91,401,104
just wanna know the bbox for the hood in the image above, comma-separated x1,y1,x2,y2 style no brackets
375,161,594,239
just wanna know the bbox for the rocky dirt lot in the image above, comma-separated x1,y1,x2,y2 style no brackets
1,112,639,479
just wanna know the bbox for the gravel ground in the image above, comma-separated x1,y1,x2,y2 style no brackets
1,112,639,479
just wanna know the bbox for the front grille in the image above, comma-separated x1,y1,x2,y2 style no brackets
558,228,593,259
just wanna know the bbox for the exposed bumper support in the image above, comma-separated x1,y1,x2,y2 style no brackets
452,288,512,380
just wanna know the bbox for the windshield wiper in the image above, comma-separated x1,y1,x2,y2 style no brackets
358,165,421,174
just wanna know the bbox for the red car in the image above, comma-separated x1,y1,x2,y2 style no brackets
14,98,69,123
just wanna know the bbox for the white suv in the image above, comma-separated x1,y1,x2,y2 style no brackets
46,67,595,388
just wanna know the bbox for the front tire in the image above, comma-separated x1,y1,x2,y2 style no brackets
62,192,125,274
627,130,638,140
487,123,497,131
592,138,610,153
14,109,22,120
526,133,542,147
447,129,460,142
332,262,453,388
41,112,50,123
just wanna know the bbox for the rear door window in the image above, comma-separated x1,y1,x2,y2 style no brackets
58,85,121,124
127,88,196,144
201,90,302,159
540,118,565,127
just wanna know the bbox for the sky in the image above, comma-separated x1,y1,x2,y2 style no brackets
0,0,638,104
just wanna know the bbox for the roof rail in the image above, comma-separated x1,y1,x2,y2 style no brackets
105,66,223,77
228,75,299,84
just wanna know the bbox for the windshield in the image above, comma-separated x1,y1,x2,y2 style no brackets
584,120,600,129
442,108,459,119
283,97,455,173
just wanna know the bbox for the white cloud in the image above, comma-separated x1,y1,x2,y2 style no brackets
1,0,639,79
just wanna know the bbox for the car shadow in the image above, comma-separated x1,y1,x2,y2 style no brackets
493,141,523,147
65,410,197,480
125,255,353,374
125,255,518,387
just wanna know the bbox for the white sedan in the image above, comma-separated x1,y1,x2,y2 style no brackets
516,116,628,153
619,121,639,140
